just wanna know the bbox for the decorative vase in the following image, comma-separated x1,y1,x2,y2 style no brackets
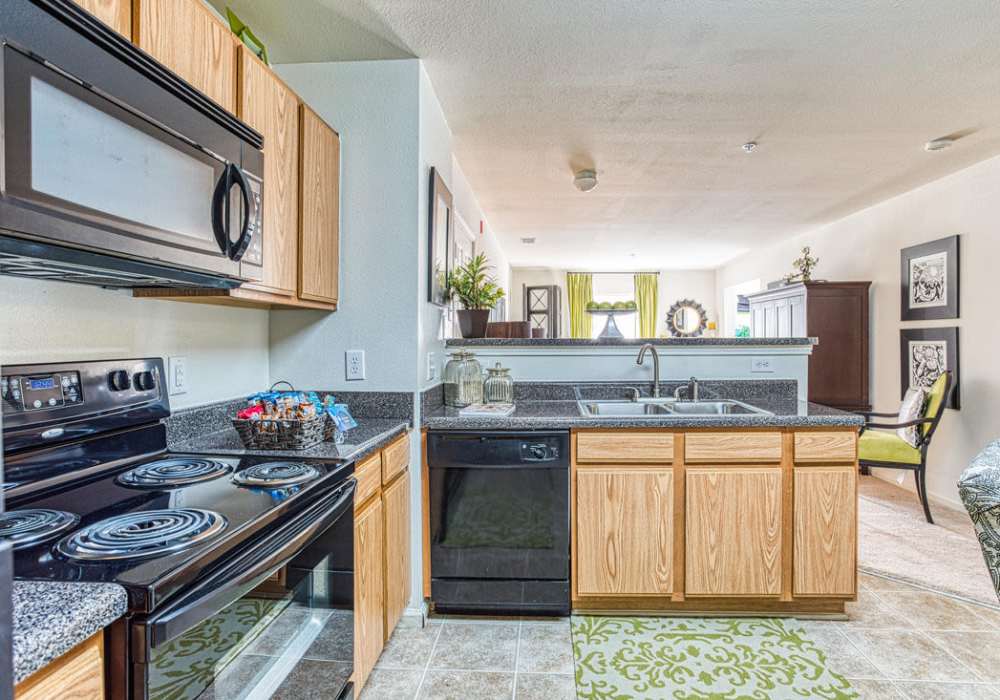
457,309,491,338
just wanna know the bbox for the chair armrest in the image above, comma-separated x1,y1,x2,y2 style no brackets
865,417,934,430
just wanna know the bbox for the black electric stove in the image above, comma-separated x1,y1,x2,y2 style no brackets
2,359,356,700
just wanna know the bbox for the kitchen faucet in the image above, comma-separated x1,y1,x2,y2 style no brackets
636,343,661,398
674,377,701,401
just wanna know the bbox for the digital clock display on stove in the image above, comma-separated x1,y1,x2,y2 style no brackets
28,377,55,390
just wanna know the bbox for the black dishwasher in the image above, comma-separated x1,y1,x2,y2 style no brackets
427,431,570,615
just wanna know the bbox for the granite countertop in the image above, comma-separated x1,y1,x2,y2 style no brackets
13,581,128,684
170,418,410,462
422,399,863,430
445,337,818,347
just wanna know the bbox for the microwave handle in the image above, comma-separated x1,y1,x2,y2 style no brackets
228,165,254,262
141,478,356,650
210,165,233,257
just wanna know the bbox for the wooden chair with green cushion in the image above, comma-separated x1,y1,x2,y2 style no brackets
858,371,954,524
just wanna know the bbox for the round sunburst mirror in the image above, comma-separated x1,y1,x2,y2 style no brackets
666,299,708,337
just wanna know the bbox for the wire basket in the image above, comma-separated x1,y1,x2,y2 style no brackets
231,381,326,450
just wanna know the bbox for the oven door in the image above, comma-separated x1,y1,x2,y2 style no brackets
131,480,356,700
0,41,248,280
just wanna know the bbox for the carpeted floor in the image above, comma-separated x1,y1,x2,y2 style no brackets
572,616,856,699
859,475,997,606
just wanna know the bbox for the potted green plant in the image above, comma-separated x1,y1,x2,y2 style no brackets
445,253,506,338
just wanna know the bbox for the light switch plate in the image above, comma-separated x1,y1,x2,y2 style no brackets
346,350,366,381
751,357,774,373
168,356,188,395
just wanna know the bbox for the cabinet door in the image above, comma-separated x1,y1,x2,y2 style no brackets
794,467,856,596
383,471,411,638
298,105,340,304
238,47,299,295
776,298,791,337
72,0,130,36
686,468,782,596
354,497,384,692
576,469,673,595
134,0,238,113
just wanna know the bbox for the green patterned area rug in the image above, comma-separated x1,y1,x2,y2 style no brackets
572,616,858,700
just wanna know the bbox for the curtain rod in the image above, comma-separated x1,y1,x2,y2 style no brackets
567,271,660,275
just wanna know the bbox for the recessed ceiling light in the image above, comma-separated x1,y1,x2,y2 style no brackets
742,142,757,153
573,169,598,192
521,237,536,245
924,137,955,152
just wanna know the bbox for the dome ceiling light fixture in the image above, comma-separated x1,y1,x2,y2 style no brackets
742,142,757,153
924,137,955,152
573,169,598,192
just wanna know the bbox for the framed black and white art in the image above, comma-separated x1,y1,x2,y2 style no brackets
427,167,453,306
900,235,959,321
900,327,960,409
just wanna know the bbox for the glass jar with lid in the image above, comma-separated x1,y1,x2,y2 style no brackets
483,362,514,404
443,351,483,407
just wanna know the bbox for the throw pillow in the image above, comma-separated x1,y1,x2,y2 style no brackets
897,387,927,448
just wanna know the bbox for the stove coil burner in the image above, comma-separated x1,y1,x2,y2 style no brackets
232,462,321,488
56,508,227,561
0,509,79,550
117,458,233,487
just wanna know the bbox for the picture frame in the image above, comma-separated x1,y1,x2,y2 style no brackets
427,167,453,306
900,327,960,409
900,235,959,320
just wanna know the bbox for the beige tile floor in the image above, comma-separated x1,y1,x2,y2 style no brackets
360,574,1000,699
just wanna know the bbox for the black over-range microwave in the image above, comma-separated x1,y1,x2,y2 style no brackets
0,0,264,288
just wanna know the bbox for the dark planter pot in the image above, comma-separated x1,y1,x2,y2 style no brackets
457,309,491,338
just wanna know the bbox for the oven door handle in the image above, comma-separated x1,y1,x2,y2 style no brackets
143,479,356,649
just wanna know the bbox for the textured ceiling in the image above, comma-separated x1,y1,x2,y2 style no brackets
213,0,1000,269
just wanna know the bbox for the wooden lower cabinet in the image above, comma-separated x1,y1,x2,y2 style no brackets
685,468,783,597
794,467,857,596
576,469,673,595
383,471,411,637
15,631,104,700
71,0,130,36
354,496,385,691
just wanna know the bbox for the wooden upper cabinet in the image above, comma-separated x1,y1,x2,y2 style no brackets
577,469,673,596
72,0,131,36
298,105,340,305
133,0,238,113
238,47,299,296
685,468,783,597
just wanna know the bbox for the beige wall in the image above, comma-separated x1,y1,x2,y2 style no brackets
510,267,717,338
0,278,270,409
717,153,1000,509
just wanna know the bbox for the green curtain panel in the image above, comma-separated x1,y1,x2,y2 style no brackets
634,273,658,337
567,273,594,338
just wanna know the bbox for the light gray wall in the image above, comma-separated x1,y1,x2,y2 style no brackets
271,60,421,392
717,152,1000,509
0,278,269,409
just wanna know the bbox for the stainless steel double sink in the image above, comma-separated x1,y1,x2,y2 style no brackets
577,398,771,417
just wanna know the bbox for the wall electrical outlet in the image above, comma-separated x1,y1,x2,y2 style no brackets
346,350,366,381
168,356,188,395
751,357,774,373
426,352,437,382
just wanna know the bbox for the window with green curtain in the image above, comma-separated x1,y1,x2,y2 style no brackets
566,273,593,338
634,273,658,338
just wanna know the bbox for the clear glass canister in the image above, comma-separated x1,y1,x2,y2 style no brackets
443,352,483,407
483,362,513,404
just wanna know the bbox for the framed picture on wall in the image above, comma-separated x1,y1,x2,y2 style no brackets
900,327,960,409
427,167,453,306
900,235,959,320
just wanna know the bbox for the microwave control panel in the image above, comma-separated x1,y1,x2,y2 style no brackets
2,371,82,413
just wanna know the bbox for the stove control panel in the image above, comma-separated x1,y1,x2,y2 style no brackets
2,371,82,412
